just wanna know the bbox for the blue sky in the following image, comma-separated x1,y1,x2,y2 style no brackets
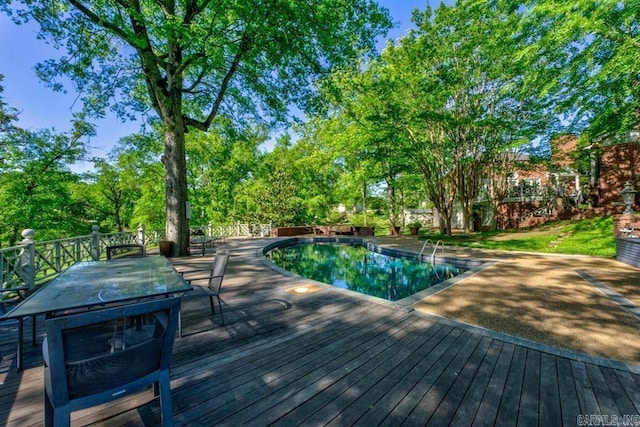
0,1,444,168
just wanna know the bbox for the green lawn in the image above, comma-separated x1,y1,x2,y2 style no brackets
419,216,616,257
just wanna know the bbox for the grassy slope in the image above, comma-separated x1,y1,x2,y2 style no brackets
420,216,616,257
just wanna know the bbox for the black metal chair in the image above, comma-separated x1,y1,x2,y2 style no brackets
43,298,181,426
106,244,146,260
178,249,229,336
1,286,30,370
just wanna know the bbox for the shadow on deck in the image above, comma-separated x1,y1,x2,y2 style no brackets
0,238,638,426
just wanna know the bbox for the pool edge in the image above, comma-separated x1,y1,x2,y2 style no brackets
258,237,495,310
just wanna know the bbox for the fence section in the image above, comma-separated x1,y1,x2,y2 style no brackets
1,223,270,295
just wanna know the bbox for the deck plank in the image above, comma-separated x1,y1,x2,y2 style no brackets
178,304,408,425
214,312,416,425
422,336,493,426
517,349,541,426
340,331,476,426
269,318,446,426
449,339,503,425
614,370,640,414
572,360,601,415
494,344,528,426
557,356,582,426
586,363,621,416
171,306,380,424
336,329,462,425
195,306,413,424
375,330,482,426
599,367,638,418
471,342,516,427
386,331,484,426
323,326,464,426
242,317,433,425
539,352,561,426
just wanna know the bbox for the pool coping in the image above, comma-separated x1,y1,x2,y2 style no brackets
259,236,496,311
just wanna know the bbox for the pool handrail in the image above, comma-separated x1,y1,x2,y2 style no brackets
419,239,444,262
419,239,433,259
433,240,444,260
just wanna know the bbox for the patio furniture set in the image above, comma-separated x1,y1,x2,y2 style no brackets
0,245,229,426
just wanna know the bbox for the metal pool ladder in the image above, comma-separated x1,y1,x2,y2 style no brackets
419,239,444,262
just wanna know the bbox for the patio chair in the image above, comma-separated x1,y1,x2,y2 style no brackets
42,297,181,427
178,249,229,336
1,286,31,370
106,244,146,260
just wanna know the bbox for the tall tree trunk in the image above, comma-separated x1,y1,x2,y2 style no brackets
162,101,189,256
387,182,398,234
361,180,368,226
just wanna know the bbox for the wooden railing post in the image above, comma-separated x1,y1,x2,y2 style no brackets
19,229,36,290
137,224,145,246
91,225,101,261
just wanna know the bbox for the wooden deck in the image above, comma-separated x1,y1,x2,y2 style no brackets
1,238,639,426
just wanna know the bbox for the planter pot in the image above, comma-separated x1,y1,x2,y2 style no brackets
390,226,401,235
409,226,421,235
354,226,375,236
159,240,174,257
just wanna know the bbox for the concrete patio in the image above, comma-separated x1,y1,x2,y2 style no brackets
0,236,638,426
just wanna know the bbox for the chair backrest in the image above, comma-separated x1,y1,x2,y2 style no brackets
208,250,230,293
0,287,28,316
106,244,146,260
43,297,180,410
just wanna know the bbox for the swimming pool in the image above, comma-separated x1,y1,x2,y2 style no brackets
264,240,468,302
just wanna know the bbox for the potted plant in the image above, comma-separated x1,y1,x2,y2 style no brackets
407,221,422,235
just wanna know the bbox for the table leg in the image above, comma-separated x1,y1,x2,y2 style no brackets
32,314,37,346
17,317,23,371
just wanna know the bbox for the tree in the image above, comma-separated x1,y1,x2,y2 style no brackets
331,33,459,234
400,1,554,234
299,117,366,224
1,73,95,244
77,158,139,232
235,135,307,226
110,131,168,230
318,62,417,233
0,127,88,245
2,1,391,255
0,75,18,135
281,126,343,225
185,120,264,225
522,0,640,138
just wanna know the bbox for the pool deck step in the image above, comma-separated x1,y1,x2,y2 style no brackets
0,237,638,426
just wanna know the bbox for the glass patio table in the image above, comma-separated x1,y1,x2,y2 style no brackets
1,256,191,370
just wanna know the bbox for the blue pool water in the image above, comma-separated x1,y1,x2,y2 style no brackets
265,242,466,302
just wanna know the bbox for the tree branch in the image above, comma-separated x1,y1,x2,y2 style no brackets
183,65,208,93
67,0,134,48
185,34,251,131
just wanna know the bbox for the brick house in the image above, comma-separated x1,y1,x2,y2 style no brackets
475,135,583,229
591,135,640,208
438,132,638,231
589,130,640,238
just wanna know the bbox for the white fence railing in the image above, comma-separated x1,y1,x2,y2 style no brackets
192,222,272,239
0,227,141,294
0,223,270,295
